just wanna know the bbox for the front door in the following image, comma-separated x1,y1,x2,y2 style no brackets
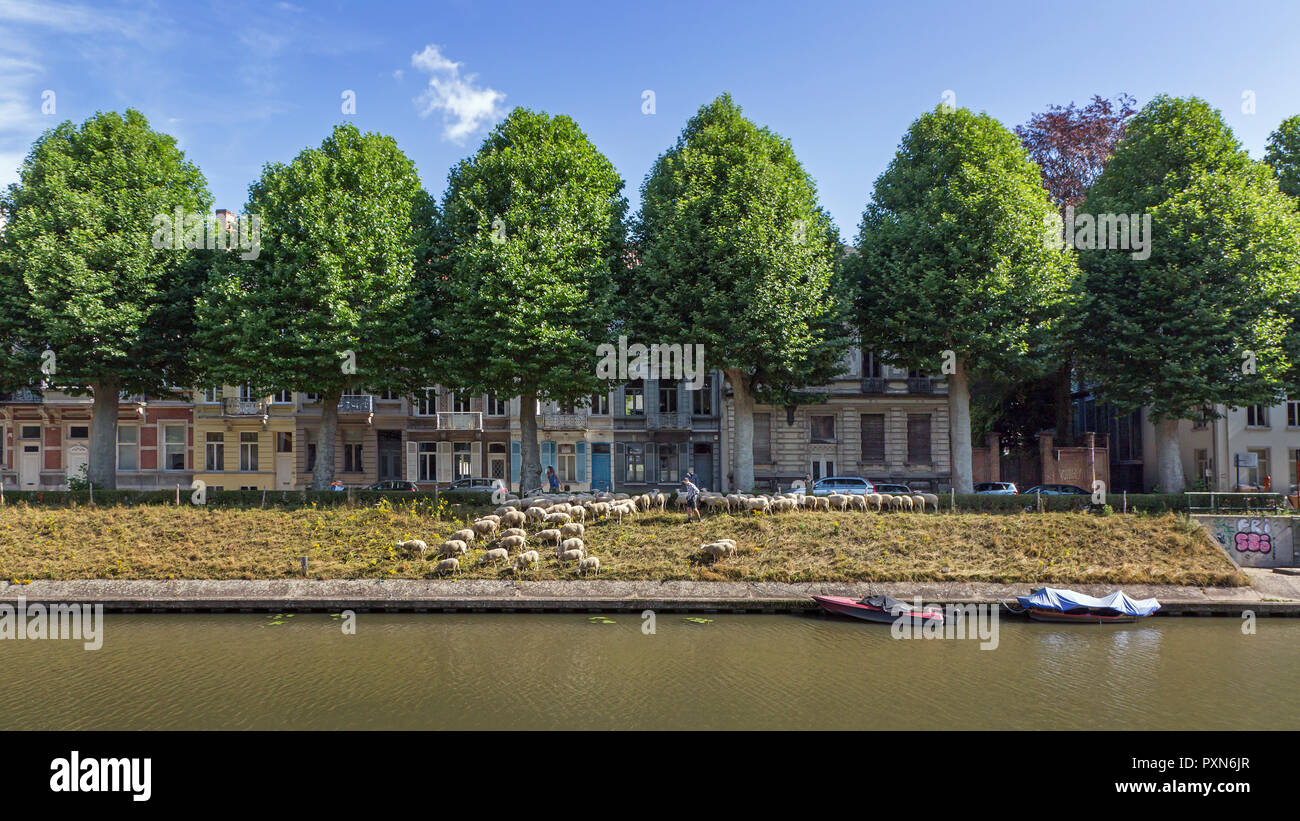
693,443,713,490
590,443,611,492
65,445,88,488
377,431,402,481
19,445,40,489
811,458,834,481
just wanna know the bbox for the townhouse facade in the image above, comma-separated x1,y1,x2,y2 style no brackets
1162,397,1300,494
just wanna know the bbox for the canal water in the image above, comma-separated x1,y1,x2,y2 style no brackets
2,613,1296,730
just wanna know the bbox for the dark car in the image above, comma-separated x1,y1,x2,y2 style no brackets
872,482,913,495
794,476,876,496
364,480,419,492
973,482,1019,495
1023,484,1090,495
446,477,505,494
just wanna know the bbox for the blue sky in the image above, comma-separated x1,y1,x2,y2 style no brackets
3,0,1299,235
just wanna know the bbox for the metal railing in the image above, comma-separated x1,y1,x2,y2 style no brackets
1185,491,1291,514
438,411,482,431
542,412,588,430
222,398,267,416
338,395,375,414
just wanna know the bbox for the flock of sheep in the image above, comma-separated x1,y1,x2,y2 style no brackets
393,486,942,575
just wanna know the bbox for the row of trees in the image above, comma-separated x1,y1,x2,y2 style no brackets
2,96,1298,493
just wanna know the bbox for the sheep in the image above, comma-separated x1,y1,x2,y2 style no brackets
536,528,563,547
556,548,585,565
395,539,429,559
438,540,468,558
744,497,771,514
849,495,868,512
866,493,884,512
479,547,510,568
478,514,502,524
512,550,540,572
827,493,849,512
560,537,585,553
910,494,926,513
472,519,498,538
699,542,734,562
812,496,831,511
544,512,573,525
495,534,527,552
499,527,527,540
577,556,601,576
888,495,904,511
898,495,914,512
500,510,527,528
433,557,460,575
450,528,476,544
560,523,585,540
525,506,548,523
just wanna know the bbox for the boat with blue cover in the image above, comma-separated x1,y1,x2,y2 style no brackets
1008,587,1161,624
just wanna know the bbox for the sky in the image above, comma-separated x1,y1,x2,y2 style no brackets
2,0,1299,235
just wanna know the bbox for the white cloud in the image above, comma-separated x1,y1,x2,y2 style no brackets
410,44,505,144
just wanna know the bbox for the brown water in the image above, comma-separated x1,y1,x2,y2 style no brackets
1,613,1296,730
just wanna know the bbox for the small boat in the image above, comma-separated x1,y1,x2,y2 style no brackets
811,594,944,626
1009,587,1161,624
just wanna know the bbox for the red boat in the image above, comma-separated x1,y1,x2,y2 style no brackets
812,594,944,626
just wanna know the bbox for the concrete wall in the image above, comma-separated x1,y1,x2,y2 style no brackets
1195,514,1298,568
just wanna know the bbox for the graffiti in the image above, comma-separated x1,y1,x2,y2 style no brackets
1228,518,1272,553
1199,514,1294,567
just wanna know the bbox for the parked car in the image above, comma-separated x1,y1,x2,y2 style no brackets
973,481,1019,495
445,477,504,494
363,480,419,492
792,476,876,496
872,482,914,495
1022,484,1090,496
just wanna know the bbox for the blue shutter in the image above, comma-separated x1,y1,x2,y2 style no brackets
510,440,520,488
576,441,587,482
614,441,626,485
543,440,556,469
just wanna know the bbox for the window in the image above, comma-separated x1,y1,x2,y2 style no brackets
861,414,885,462
626,443,645,482
658,443,678,483
658,379,678,413
271,390,292,404
692,376,713,415
589,393,610,415
68,425,89,440
558,443,576,482
305,393,321,403
862,350,882,379
811,415,835,443
452,392,471,413
1194,449,1213,485
1245,448,1270,487
306,431,317,472
1290,448,1299,492
1246,405,1269,427
206,432,224,472
203,387,222,403
907,414,932,465
1288,401,1300,428
239,384,256,402
343,432,363,473
1192,405,1212,430
20,425,41,440
239,431,259,472
754,413,772,463
486,394,507,416
376,389,398,401
163,424,186,470
413,388,437,416
624,381,644,415
418,442,437,482
117,426,138,471
276,432,292,453
453,441,472,478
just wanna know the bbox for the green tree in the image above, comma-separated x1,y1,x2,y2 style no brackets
850,105,1076,493
437,108,627,495
0,110,211,488
1077,95,1300,491
1265,114,1300,200
630,94,847,492
196,124,437,489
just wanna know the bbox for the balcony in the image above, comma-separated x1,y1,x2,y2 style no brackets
338,395,375,414
223,398,268,417
542,412,588,430
438,411,482,431
647,412,692,430
907,377,938,394
861,377,887,394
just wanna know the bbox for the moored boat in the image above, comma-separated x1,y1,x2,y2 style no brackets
812,594,944,626
1012,587,1161,624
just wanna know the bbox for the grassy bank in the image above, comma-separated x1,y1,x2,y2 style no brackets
0,501,1244,586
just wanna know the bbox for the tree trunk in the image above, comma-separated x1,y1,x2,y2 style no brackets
948,360,974,494
519,390,542,496
88,377,120,490
312,389,341,490
1154,418,1185,493
726,369,755,492
1053,360,1072,445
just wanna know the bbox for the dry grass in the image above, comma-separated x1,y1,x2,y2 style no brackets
0,501,1244,586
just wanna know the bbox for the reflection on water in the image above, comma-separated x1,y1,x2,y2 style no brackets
0,613,1295,730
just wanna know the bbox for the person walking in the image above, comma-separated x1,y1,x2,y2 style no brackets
546,465,561,492
682,475,702,522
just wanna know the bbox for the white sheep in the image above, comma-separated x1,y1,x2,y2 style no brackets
700,542,734,561
577,556,600,576
544,511,573,525
450,528,476,544
433,557,460,575
556,548,585,565
438,540,468,558
472,519,499,537
495,534,527,552
500,510,527,528
560,537,585,553
395,539,428,559
499,527,527,540
513,550,540,572
560,523,585,540
525,506,547,523
921,493,939,513
536,528,563,547
867,493,884,512
479,547,510,567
